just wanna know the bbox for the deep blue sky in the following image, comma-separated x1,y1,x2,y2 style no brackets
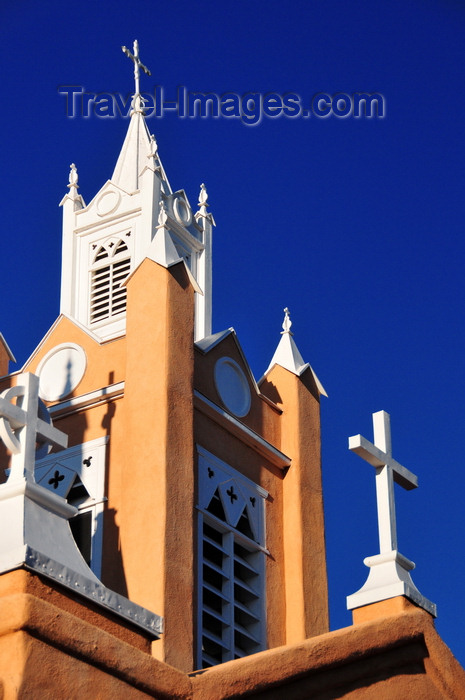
2,0,465,665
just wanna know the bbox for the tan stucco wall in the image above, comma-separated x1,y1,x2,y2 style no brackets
260,364,329,643
121,259,196,671
0,575,463,700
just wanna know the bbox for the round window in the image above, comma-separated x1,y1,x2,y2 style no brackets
214,357,251,417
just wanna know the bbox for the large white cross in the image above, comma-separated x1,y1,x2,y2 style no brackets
122,40,151,98
0,373,67,480
349,410,417,554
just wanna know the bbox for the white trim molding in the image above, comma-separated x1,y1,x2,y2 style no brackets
194,391,290,470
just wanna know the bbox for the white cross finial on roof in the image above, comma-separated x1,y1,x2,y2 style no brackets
0,373,67,481
349,410,417,553
122,40,151,112
346,410,436,617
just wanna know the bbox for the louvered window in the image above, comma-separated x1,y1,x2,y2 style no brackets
197,448,267,669
90,239,130,324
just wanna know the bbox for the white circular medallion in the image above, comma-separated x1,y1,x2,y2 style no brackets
214,357,251,417
96,190,121,217
173,195,192,226
37,344,87,402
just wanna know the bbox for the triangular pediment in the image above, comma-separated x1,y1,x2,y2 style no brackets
77,179,136,220
195,328,265,421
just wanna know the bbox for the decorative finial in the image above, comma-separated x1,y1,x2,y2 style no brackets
68,163,78,186
195,183,210,220
157,198,168,228
121,40,151,113
198,183,208,206
67,163,80,198
149,134,158,159
281,307,293,335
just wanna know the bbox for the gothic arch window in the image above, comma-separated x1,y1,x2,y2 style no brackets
196,447,267,669
90,238,131,324
35,437,107,577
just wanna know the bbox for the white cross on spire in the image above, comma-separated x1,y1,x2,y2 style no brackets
349,410,417,554
122,40,151,112
0,373,67,480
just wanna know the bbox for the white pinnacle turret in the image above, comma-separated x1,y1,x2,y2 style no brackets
265,308,327,396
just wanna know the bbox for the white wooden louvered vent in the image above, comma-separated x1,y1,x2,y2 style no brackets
90,239,131,324
197,448,267,669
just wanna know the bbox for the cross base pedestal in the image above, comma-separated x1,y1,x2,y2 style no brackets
346,550,437,617
0,477,163,637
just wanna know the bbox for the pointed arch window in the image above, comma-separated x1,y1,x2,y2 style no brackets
35,437,107,578
90,239,131,324
196,447,267,669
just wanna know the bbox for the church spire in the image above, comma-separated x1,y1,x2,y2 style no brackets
265,308,327,396
112,40,153,193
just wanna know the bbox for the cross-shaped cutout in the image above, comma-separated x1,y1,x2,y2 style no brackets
226,486,237,504
48,470,65,489
349,410,417,554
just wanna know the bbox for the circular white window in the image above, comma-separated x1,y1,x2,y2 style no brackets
214,357,251,417
37,343,87,402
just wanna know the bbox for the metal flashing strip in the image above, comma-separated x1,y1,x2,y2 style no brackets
0,332,16,363
24,547,164,637
50,382,125,418
194,390,291,470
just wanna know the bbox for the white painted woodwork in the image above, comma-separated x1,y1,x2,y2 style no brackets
59,42,213,341
347,410,436,616
264,308,327,396
0,372,163,635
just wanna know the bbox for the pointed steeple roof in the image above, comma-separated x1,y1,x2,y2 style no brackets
112,40,170,194
111,110,152,193
265,308,327,396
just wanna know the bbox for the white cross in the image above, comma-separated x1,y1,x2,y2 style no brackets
122,40,151,98
349,410,417,554
0,373,67,480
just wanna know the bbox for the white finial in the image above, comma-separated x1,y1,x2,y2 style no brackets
199,183,208,206
346,410,436,616
67,163,80,198
157,199,168,228
149,134,158,158
68,163,78,187
281,307,293,334
197,183,209,217
121,40,151,113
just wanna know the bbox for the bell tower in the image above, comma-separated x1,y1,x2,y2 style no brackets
59,41,214,342
0,41,329,676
